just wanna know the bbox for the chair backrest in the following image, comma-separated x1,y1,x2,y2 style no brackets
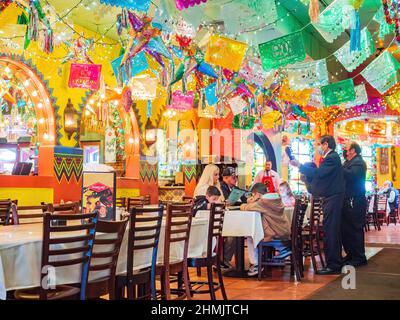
143,195,151,205
116,197,126,208
12,204,48,225
376,194,388,212
0,200,12,226
127,197,146,212
89,218,128,298
127,205,164,299
49,202,80,213
40,211,98,300
206,203,225,259
163,203,193,268
182,196,194,203
291,198,308,255
310,196,324,232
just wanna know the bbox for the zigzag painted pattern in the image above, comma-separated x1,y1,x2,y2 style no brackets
140,162,158,182
184,165,197,183
54,154,83,183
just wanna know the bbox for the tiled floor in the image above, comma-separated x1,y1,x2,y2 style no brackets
188,225,399,300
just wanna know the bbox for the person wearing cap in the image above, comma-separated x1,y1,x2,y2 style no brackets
254,160,281,193
219,167,247,269
240,183,291,276
221,167,247,205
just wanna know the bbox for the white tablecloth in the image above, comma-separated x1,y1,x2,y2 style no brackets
0,217,208,300
198,207,294,246
197,210,265,246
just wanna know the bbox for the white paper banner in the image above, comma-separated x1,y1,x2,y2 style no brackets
344,84,368,108
104,126,116,163
286,59,329,90
228,95,248,115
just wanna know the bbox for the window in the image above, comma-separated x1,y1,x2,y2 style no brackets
252,143,266,180
83,145,100,164
288,138,314,194
157,130,180,178
0,146,17,174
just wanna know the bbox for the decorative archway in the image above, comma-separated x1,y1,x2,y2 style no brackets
0,55,56,145
79,89,141,178
246,131,277,171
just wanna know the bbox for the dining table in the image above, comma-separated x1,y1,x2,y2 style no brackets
197,206,295,277
0,214,209,300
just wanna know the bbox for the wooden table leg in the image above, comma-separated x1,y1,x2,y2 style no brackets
222,237,250,278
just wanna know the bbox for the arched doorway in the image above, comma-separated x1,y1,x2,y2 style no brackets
245,132,277,187
0,56,56,173
79,88,141,178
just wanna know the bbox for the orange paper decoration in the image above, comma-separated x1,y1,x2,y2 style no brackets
204,34,248,72
278,80,312,107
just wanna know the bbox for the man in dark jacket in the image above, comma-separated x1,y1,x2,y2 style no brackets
291,135,345,274
341,142,367,267
220,167,247,269
220,167,247,205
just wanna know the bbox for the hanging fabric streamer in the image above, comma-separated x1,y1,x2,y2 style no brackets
147,100,152,118
334,28,375,72
100,0,151,12
312,0,354,43
350,10,361,51
309,0,320,23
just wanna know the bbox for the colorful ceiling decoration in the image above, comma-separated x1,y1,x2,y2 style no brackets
0,0,399,139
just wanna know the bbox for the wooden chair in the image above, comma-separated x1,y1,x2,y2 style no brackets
144,195,151,205
86,219,128,300
115,205,163,300
365,194,380,231
257,198,308,282
156,203,193,300
127,197,147,212
187,203,227,300
375,194,388,226
11,204,48,225
302,196,326,271
47,202,80,213
116,197,127,208
0,200,12,226
182,196,194,203
14,211,99,300
387,194,399,226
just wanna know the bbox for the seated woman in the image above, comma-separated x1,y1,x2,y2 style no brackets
240,183,291,276
193,186,222,216
193,164,224,201
279,181,296,207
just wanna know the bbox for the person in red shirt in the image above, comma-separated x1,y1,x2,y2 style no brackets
254,160,281,193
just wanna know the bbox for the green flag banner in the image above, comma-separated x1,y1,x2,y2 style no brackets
344,84,368,108
334,28,375,72
321,79,356,107
286,59,329,90
222,0,277,35
361,51,400,95
373,5,395,39
259,31,306,71
312,0,353,43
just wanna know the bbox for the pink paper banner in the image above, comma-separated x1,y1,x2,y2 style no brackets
168,91,194,111
176,0,207,10
68,63,102,90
